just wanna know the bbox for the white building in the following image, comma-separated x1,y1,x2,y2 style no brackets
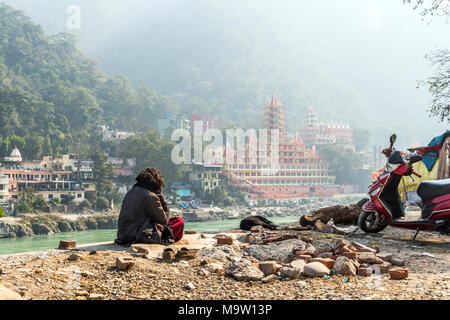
3,146,23,163
0,175,9,205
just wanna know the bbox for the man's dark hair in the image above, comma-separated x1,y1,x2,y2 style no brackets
135,168,165,190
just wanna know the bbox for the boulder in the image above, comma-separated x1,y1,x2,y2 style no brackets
226,259,265,281
217,236,233,245
59,240,76,250
246,239,306,263
332,256,356,276
198,245,242,261
303,262,331,278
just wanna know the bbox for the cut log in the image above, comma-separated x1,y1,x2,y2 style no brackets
299,200,367,227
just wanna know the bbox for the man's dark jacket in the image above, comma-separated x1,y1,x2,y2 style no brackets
115,183,169,246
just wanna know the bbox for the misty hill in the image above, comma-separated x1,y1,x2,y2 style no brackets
5,0,450,147
0,4,171,159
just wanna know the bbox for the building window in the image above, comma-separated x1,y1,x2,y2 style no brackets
48,194,53,199
77,194,82,198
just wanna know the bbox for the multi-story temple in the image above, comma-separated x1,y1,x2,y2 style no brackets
222,96,339,201
300,107,355,151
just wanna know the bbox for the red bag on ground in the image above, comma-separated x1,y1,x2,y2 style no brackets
168,217,184,242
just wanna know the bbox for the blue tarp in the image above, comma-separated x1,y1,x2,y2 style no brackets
423,130,450,171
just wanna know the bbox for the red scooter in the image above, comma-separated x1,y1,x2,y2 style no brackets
359,134,450,240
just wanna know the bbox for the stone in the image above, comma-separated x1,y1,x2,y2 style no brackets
389,269,408,280
310,258,336,269
175,248,199,261
251,226,263,233
226,259,265,281
89,250,97,255
261,274,275,283
351,241,377,253
185,282,196,290
372,262,391,274
258,261,278,276
280,267,301,279
357,252,384,265
246,239,306,263
332,256,357,276
67,253,83,261
391,258,406,267
162,248,176,263
116,257,135,271
217,236,233,245
76,290,90,297
133,246,149,255
303,262,331,278
206,263,224,274
290,259,307,273
88,293,105,300
262,235,283,244
291,255,311,263
198,269,210,277
376,253,393,263
301,236,314,244
184,230,197,234
333,239,350,250
357,268,373,277
315,245,333,255
294,281,308,288
341,252,358,261
199,245,242,261
58,240,76,250
316,252,334,259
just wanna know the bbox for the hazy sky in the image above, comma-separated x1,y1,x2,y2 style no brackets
6,0,450,147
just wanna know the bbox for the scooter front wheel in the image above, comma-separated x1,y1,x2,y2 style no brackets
358,211,388,233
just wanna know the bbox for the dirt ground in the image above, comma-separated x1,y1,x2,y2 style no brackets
0,226,448,300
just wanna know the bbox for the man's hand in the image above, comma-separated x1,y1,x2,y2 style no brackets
156,224,165,232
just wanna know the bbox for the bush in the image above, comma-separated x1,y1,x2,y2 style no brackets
49,198,60,206
79,199,91,211
60,194,76,205
96,196,110,211
0,207,4,218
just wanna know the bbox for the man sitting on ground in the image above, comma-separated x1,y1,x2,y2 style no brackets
115,168,184,246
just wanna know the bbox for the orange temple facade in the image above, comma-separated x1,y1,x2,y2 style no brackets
222,96,339,200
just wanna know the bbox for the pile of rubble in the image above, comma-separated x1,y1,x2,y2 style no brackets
156,228,409,284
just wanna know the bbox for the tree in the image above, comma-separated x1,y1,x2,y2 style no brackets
405,1,450,122
92,151,114,181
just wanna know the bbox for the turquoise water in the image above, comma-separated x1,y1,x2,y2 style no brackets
0,216,300,256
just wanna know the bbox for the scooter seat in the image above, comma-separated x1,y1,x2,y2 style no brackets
417,179,450,202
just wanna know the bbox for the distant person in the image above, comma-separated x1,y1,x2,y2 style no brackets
115,168,184,247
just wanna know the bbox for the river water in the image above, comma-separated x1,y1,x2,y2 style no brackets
0,216,300,255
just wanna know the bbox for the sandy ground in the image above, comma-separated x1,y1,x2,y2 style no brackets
0,226,448,300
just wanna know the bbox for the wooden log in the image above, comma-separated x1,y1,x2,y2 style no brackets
299,200,367,227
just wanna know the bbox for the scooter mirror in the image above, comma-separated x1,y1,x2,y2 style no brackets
390,134,397,147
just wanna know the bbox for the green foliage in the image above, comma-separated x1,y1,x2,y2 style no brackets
79,199,91,211
118,131,182,187
17,189,49,213
96,196,110,211
0,207,4,218
60,194,75,205
49,197,60,206
0,4,173,159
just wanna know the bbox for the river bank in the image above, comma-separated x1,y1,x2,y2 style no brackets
0,226,448,300
0,194,364,239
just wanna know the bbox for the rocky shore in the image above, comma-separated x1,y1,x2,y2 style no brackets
0,225,448,300
0,212,118,239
